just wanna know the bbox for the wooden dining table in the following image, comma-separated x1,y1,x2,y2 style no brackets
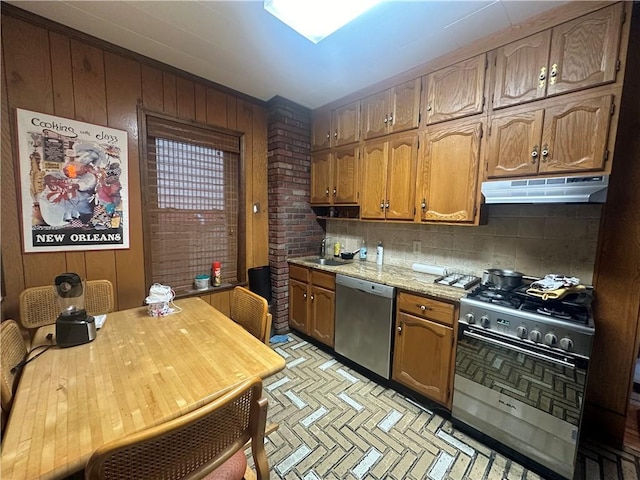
0,297,285,479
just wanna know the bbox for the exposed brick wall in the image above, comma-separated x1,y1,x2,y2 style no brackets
267,96,324,333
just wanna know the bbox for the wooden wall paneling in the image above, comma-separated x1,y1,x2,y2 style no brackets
162,72,177,115
227,96,237,130
206,88,228,127
238,100,253,272
49,31,87,279
1,46,24,319
70,40,118,296
252,104,269,267
2,17,67,289
105,52,145,310
176,76,195,120
194,83,206,123
141,65,164,112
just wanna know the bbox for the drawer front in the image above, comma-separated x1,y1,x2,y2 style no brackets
311,270,335,291
397,292,454,326
289,265,309,283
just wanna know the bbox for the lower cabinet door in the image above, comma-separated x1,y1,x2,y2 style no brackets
392,311,453,405
310,285,335,347
289,279,309,334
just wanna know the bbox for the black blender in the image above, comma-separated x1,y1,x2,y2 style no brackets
55,273,96,347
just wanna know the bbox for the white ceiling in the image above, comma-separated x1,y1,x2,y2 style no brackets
7,0,567,109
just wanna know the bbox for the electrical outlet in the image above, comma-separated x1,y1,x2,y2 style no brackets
413,241,421,255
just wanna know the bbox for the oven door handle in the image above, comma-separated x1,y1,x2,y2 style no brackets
462,330,576,370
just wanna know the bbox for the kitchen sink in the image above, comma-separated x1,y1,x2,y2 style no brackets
311,258,344,266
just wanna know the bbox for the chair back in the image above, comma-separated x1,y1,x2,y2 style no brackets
230,287,270,345
19,280,114,330
85,376,269,480
1,320,28,412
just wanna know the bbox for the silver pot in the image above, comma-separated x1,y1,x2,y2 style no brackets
484,268,523,289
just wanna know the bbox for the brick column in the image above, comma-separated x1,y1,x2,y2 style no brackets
267,96,324,334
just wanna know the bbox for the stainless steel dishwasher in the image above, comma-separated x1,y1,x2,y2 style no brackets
334,274,395,379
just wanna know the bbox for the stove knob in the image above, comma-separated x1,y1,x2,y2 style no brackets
516,326,528,339
559,337,574,351
465,313,476,325
529,330,542,343
544,333,558,347
480,316,490,328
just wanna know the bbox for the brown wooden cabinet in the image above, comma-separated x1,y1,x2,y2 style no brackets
310,146,359,205
360,133,418,221
417,118,483,223
392,292,456,407
487,93,613,178
362,79,421,140
492,3,624,110
422,54,486,125
312,102,361,150
288,265,335,347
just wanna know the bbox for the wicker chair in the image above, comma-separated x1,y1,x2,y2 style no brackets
19,279,114,346
1,320,28,414
85,376,269,480
230,287,270,345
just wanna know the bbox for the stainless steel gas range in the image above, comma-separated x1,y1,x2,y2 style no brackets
452,280,595,480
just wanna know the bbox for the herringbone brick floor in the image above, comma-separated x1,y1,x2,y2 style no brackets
257,333,640,480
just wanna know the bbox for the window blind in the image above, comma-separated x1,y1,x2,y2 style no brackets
141,113,242,293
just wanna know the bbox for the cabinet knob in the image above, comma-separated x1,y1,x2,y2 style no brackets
538,66,546,89
397,325,402,335
380,200,385,211
333,187,337,196
310,294,314,301
383,115,388,124
325,188,330,197
550,63,558,85
531,145,539,164
326,132,330,140
334,130,338,139
385,201,390,209
421,198,427,210
426,105,432,112
418,304,432,312
541,144,549,161
303,293,307,299
388,113,393,123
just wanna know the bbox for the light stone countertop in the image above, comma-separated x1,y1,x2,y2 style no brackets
287,256,468,303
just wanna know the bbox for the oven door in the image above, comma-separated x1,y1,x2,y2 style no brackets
452,323,588,480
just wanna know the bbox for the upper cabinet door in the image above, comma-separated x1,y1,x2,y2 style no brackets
390,79,421,134
547,3,623,96
486,109,544,178
385,133,418,221
333,146,359,204
540,94,612,174
423,54,486,125
311,110,331,151
493,30,551,110
418,119,483,223
360,140,388,220
362,90,390,140
310,150,332,205
332,101,360,146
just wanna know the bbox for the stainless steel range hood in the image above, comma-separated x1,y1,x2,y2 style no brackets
482,175,609,204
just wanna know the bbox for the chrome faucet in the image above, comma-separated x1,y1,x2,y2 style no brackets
320,237,328,258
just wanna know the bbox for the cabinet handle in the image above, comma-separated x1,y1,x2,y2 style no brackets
397,325,402,335
418,304,432,312
383,115,388,124
303,293,307,299
333,187,337,196
385,201,390,209
550,63,558,85
538,66,546,89
541,144,549,161
310,294,314,301
325,188,330,197
326,132,330,140
334,130,338,139
388,113,393,124
531,145,539,164
380,200,385,211
426,105,432,112
421,198,427,211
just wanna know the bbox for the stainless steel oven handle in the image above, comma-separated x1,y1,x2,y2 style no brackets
462,330,576,370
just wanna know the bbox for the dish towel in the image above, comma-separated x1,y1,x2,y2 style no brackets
270,334,291,345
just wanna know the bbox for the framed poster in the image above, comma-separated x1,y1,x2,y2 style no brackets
16,108,129,252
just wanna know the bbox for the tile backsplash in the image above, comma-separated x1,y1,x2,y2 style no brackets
326,204,602,284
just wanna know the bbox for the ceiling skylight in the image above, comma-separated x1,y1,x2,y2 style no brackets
264,0,382,44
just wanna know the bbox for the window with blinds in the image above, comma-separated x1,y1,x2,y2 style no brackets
140,112,243,293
